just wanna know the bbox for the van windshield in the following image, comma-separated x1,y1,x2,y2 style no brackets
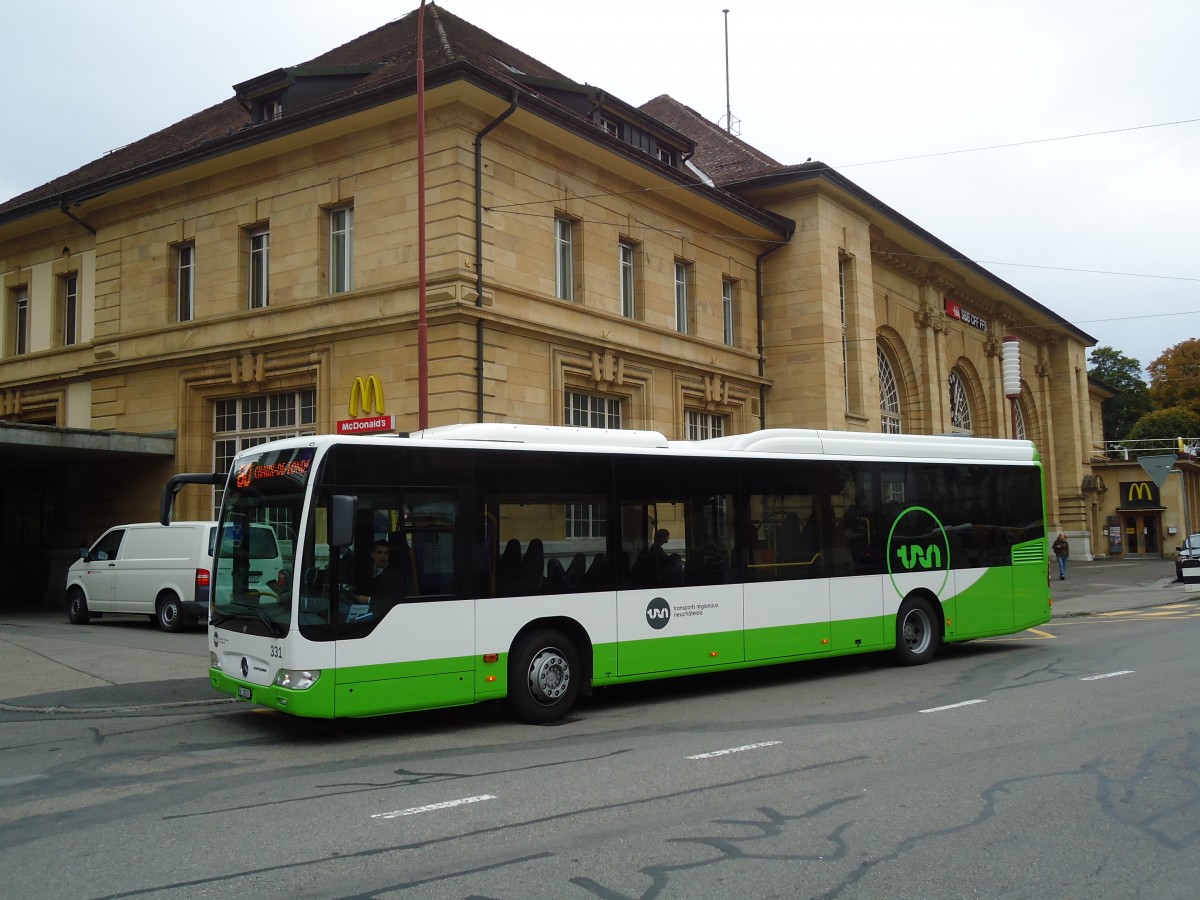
210,446,314,638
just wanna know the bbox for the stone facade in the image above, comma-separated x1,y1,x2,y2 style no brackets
0,6,1104,605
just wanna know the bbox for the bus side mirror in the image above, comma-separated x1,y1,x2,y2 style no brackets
329,495,357,549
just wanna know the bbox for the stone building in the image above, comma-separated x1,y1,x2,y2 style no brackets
0,4,1101,607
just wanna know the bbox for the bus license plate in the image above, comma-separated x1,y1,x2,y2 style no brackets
237,686,252,700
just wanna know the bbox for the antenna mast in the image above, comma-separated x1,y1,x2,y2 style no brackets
721,10,739,134
723,9,731,133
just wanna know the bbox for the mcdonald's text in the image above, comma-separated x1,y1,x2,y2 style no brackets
337,415,395,435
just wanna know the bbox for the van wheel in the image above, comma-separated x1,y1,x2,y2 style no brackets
156,593,184,633
507,629,580,724
894,595,940,665
67,588,90,625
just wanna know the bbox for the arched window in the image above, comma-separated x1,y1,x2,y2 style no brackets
1014,397,1027,441
878,347,901,434
949,369,973,435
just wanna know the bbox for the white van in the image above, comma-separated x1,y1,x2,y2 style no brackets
65,521,285,632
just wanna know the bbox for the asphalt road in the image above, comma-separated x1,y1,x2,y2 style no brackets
1,556,1197,898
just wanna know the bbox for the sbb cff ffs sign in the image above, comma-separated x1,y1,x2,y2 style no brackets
336,375,395,435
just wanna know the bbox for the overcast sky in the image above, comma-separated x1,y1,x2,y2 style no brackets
4,0,1197,375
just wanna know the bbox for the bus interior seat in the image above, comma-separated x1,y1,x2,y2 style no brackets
566,552,587,586
520,538,544,594
582,552,608,590
497,538,522,594
545,557,571,592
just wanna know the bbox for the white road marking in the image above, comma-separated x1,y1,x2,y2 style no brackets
920,699,987,713
687,740,782,760
1081,670,1135,681
371,794,496,820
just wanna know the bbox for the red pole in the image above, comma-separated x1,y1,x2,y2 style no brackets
416,1,429,430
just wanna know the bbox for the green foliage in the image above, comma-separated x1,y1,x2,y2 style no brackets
1088,346,1150,441
1125,407,1200,442
1148,339,1200,416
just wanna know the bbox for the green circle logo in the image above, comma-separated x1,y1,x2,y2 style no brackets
886,505,950,599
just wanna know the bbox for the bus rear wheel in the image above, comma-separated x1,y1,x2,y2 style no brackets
894,595,939,665
508,629,580,724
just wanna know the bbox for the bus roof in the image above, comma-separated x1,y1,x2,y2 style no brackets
239,424,1038,466
406,424,1038,464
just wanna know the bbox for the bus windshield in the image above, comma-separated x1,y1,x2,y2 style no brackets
210,446,314,638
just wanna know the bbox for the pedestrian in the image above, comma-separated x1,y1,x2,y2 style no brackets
1052,532,1069,580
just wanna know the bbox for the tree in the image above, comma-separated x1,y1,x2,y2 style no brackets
1088,346,1150,441
1148,339,1200,416
1125,407,1200,443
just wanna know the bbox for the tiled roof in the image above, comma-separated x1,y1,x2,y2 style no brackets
0,3,579,220
639,95,784,184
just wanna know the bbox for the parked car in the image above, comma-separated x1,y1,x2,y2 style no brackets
66,521,217,632
1175,532,1200,580
65,521,285,632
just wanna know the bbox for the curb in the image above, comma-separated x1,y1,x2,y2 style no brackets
0,697,236,715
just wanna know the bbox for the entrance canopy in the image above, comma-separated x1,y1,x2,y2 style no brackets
0,421,175,463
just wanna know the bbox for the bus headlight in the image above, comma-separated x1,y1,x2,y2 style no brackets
273,669,321,690
210,652,222,671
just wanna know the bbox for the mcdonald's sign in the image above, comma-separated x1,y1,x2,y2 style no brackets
337,375,395,435
1119,480,1159,508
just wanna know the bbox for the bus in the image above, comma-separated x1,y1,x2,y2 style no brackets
163,424,1050,724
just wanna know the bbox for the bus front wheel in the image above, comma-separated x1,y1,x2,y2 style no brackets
894,595,940,665
508,629,580,724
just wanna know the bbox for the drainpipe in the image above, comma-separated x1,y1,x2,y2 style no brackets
474,93,519,422
755,242,785,430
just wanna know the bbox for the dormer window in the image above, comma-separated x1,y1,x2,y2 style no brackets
260,98,283,123
599,116,622,139
657,147,676,166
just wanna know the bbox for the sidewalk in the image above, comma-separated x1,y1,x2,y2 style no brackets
0,556,1191,713
1047,555,1186,616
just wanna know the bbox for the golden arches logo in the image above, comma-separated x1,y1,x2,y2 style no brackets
349,375,385,417
1127,482,1152,503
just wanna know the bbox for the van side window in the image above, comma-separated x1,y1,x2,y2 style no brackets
90,529,125,561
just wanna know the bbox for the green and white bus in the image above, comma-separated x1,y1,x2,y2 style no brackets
165,424,1050,723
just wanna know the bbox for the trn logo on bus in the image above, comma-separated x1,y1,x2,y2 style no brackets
646,597,671,629
885,505,951,598
896,544,943,569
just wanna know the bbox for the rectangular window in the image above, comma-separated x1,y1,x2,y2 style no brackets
722,278,735,346
248,228,270,309
619,241,637,318
686,411,725,441
61,274,78,346
598,116,622,139
329,206,354,294
555,217,574,301
565,502,606,539
177,244,195,322
564,390,622,429
212,389,317,515
674,261,691,334
11,286,29,355
563,390,620,544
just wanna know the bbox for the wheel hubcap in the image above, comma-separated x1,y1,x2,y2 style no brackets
527,647,569,704
902,610,930,653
